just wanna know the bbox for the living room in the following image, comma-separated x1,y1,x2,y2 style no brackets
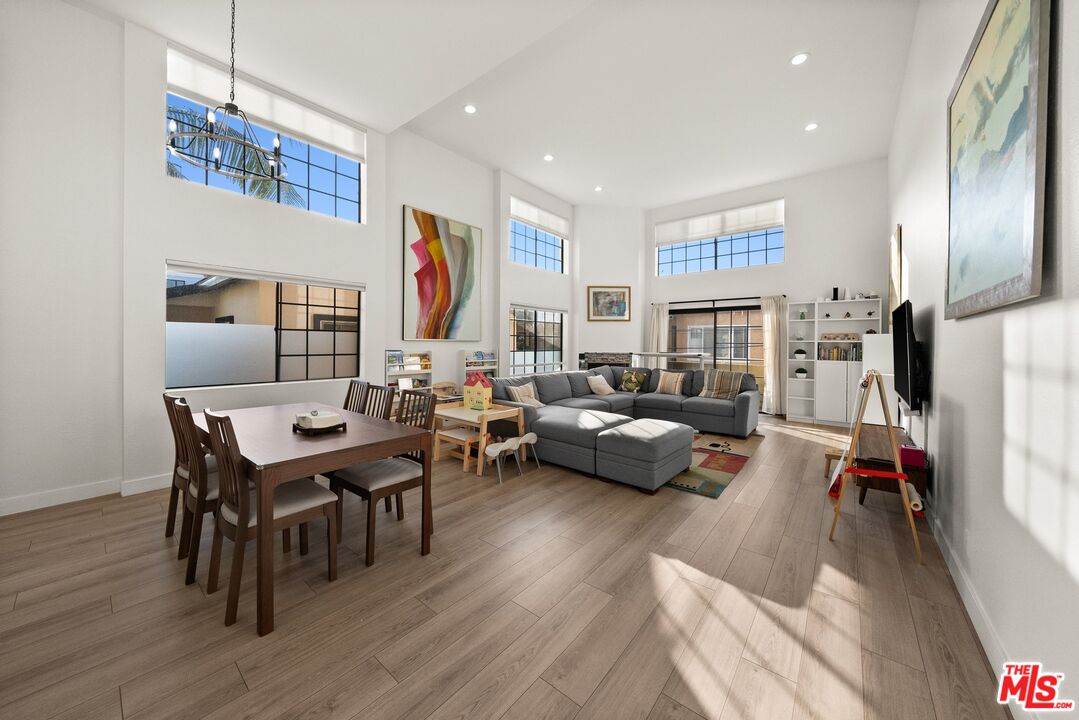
1,0,1076,718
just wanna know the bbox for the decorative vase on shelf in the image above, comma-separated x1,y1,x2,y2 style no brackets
793,349,807,360
799,310,806,320
795,368,808,379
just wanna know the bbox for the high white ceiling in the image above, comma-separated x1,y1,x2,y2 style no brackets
78,0,918,209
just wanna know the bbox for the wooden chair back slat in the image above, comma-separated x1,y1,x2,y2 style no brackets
395,390,435,462
203,410,249,527
163,393,190,470
362,384,396,420
343,379,369,413
173,399,211,502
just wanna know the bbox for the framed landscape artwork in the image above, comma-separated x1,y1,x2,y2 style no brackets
402,206,481,340
587,286,631,322
945,0,1050,319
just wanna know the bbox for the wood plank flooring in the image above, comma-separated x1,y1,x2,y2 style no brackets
0,417,1005,720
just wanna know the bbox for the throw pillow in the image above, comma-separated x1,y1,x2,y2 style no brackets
507,381,544,407
655,370,685,395
586,374,615,396
619,370,649,393
699,369,747,400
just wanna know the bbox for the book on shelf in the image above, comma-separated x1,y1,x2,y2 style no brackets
818,345,863,361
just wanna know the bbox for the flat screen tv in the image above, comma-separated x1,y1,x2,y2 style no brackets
891,300,924,413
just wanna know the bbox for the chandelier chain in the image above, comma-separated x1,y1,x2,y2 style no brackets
229,0,236,103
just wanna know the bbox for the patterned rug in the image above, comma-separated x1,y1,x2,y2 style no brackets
664,432,763,498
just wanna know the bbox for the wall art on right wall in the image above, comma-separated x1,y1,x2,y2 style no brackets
945,0,1050,319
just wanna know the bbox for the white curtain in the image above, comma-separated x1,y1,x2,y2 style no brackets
647,303,669,370
761,295,787,415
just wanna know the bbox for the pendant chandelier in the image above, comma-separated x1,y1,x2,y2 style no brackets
166,0,285,183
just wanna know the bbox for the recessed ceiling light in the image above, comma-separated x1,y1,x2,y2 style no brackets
804,122,819,132
790,52,810,66
594,185,603,192
543,153,554,162
463,104,477,114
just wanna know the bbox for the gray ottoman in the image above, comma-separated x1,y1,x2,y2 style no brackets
595,419,694,492
531,407,634,475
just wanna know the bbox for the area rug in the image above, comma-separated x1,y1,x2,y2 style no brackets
664,432,763,498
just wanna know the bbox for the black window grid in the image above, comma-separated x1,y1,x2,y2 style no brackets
657,226,784,276
509,307,564,374
509,220,565,273
166,93,362,223
275,284,360,382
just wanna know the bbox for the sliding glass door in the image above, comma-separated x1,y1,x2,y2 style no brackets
667,305,765,395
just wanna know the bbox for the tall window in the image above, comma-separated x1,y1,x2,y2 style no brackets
510,219,564,273
509,307,564,374
657,226,784,276
667,306,765,395
164,269,361,389
165,92,362,223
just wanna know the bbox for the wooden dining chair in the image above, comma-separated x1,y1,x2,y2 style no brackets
203,410,339,626
163,393,191,540
172,398,221,584
361,383,395,420
329,389,435,565
343,379,369,413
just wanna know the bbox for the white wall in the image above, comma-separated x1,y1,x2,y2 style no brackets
0,0,125,514
574,205,646,354
889,0,1078,694
385,128,497,385
646,158,891,307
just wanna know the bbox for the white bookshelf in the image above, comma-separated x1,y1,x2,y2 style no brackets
385,350,433,390
461,350,498,383
785,298,882,425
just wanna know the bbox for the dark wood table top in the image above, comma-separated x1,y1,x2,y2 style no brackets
856,423,914,465
192,402,428,471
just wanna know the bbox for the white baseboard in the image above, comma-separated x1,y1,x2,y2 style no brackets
931,515,1022,715
121,472,172,496
0,478,119,517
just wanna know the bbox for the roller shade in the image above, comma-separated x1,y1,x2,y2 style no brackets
655,199,784,245
510,196,570,238
167,47,366,163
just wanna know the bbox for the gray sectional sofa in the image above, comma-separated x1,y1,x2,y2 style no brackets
488,365,759,490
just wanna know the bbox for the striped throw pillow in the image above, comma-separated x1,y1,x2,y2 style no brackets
699,370,747,400
655,370,685,395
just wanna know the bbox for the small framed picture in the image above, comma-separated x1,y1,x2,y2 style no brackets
587,285,631,322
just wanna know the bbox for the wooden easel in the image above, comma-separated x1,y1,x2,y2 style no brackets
828,369,923,563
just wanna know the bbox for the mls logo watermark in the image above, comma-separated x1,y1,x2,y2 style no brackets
998,663,1074,712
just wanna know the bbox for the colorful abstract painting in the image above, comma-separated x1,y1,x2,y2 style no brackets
402,206,481,341
946,0,1049,319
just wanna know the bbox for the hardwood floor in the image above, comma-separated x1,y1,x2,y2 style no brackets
0,417,1006,720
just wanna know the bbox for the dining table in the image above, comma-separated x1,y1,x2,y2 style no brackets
192,401,432,636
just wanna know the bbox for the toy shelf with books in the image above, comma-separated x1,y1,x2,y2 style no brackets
385,350,433,390
461,350,498,383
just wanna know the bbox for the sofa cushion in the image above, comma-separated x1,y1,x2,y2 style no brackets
586,374,615,396
491,375,530,401
618,369,650,393
507,381,544,407
548,397,611,411
533,373,572,403
579,391,636,413
646,369,693,394
699,369,750,400
690,370,706,396
565,372,594,397
634,392,685,411
654,370,687,395
592,365,618,388
531,408,633,449
681,395,737,417
596,419,694,463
